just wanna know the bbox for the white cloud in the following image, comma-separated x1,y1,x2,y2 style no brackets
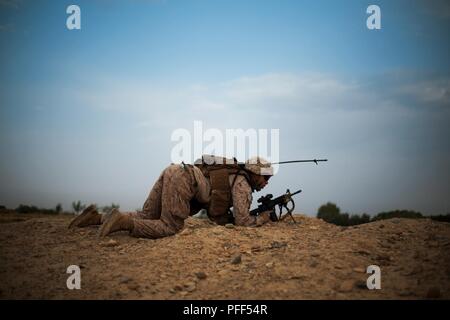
77,72,368,118
223,73,353,104
397,78,450,106
73,71,450,140
4,70,450,215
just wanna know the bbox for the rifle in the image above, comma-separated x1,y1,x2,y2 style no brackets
250,189,302,223
238,158,328,167
271,159,327,165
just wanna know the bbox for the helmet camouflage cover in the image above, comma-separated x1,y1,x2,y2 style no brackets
245,156,273,176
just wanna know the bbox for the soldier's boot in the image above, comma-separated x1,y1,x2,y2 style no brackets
98,209,134,237
68,204,102,229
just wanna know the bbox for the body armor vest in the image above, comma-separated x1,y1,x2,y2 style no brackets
194,155,252,218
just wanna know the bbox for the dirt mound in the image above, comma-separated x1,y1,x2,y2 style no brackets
0,211,449,299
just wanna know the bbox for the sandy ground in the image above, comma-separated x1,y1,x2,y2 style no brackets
0,210,449,300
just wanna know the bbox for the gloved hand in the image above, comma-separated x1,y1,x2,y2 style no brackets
256,210,277,226
268,209,278,222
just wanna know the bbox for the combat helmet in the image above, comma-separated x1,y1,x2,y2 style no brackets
244,156,273,176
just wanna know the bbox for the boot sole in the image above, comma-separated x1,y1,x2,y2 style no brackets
68,206,96,229
98,209,121,237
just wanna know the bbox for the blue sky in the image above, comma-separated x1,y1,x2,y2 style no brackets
1,0,449,216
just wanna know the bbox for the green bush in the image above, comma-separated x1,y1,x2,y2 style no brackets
72,201,86,214
317,202,450,226
15,204,40,213
372,210,423,221
430,213,450,223
55,203,63,214
348,213,371,226
101,203,120,213
316,202,369,226
317,202,341,223
15,204,59,214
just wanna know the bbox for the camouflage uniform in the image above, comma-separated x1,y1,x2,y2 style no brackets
127,163,269,238
126,164,195,238
228,174,268,227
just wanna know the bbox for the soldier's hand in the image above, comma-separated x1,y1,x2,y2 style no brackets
268,209,278,222
256,211,271,226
